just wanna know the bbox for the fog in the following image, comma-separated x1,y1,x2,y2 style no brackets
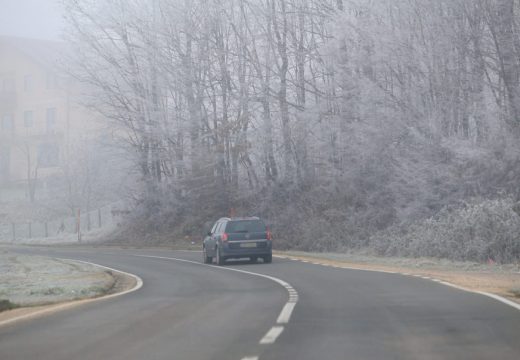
0,0,64,40
1,0,520,264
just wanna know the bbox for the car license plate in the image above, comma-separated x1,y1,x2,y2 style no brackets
241,242,256,248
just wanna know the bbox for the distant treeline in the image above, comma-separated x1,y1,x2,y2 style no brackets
65,0,520,262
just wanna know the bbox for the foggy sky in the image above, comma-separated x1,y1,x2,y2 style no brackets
0,0,64,40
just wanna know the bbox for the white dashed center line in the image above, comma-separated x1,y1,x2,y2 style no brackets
259,326,285,344
134,254,299,355
277,302,297,324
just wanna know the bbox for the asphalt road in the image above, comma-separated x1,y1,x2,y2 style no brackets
1,246,520,360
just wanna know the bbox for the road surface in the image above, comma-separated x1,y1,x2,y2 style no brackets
1,246,520,360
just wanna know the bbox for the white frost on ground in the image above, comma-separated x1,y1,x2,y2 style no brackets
0,250,114,306
0,225,117,246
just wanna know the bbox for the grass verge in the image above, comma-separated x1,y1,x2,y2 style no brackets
0,299,19,313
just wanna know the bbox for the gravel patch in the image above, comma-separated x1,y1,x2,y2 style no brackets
0,250,115,308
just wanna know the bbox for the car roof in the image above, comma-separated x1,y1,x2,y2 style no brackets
217,216,260,222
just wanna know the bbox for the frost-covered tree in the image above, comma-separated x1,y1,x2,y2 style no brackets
63,0,520,260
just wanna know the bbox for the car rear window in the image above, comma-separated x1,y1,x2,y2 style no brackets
225,220,266,233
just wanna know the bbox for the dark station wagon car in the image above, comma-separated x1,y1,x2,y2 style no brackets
202,217,272,265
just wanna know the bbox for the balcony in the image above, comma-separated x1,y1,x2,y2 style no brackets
0,90,17,110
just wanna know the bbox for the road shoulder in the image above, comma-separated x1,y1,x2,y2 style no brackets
275,250,520,305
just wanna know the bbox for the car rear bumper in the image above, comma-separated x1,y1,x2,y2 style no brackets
220,241,272,258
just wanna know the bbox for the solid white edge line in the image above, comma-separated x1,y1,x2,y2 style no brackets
241,357,259,360
437,280,520,311
274,254,520,313
134,254,299,329
475,291,520,311
60,259,144,299
400,274,520,311
337,266,396,274
259,326,284,344
274,255,400,275
0,258,143,328
140,253,520,343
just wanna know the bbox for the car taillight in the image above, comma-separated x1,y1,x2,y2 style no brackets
221,233,228,242
267,230,272,241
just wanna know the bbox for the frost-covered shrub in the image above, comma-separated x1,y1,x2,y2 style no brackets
371,198,520,263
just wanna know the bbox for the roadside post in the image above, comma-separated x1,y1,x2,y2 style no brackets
77,209,81,243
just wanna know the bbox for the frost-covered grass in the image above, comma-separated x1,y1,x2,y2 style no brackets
0,250,115,309
371,198,520,263
0,225,118,246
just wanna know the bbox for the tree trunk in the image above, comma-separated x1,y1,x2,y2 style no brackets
495,0,520,126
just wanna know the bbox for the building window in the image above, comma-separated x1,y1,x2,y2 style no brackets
46,72,57,90
38,143,60,168
0,147,10,184
24,75,33,91
2,78,15,92
1,114,14,131
46,108,56,134
24,110,34,127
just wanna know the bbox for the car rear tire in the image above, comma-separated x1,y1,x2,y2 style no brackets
203,247,212,264
263,254,272,264
249,256,258,263
216,247,225,266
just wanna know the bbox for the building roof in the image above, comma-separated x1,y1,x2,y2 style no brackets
0,35,68,71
